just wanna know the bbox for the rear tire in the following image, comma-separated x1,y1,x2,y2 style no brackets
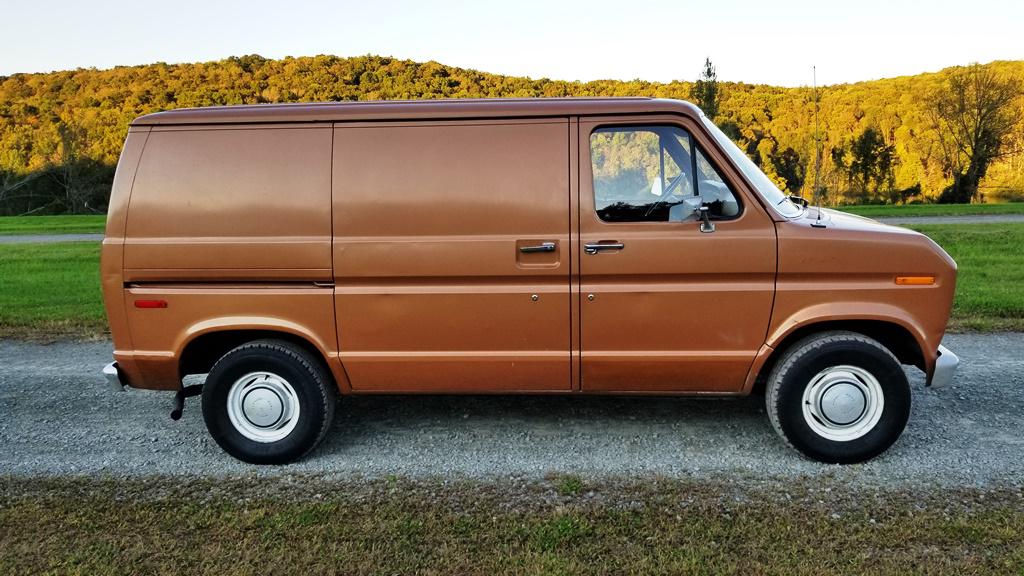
766,331,911,464
201,339,336,464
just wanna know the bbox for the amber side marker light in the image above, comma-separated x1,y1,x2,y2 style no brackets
134,299,168,309
895,276,935,286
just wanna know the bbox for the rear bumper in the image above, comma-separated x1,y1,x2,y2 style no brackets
928,345,959,388
102,362,126,391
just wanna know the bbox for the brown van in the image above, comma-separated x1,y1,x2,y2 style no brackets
100,98,959,465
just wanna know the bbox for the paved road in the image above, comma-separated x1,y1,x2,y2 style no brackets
875,214,1024,225
0,233,103,244
1,333,1020,486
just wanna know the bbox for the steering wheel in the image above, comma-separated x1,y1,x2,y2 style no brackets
644,171,691,218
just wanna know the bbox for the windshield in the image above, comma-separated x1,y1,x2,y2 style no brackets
701,116,803,218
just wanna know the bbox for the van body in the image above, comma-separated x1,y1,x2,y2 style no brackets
101,98,959,464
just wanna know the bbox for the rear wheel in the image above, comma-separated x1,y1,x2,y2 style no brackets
201,339,336,464
766,331,911,464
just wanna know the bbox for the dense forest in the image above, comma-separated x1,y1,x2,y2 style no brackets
0,54,1022,215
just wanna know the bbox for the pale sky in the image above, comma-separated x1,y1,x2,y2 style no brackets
1,0,1021,86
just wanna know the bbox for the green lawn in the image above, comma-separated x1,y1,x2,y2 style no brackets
1,476,1021,575
0,224,1021,339
908,223,1024,331
0,242,105,339
0,214,106,235
839,202,1024,218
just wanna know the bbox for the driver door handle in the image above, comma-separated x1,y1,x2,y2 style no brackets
584,242,625,255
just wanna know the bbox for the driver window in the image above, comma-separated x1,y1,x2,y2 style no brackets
590,125,739,223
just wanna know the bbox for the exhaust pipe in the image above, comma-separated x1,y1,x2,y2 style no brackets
170,385,204,420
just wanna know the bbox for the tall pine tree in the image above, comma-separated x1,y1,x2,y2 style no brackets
691,57,720,120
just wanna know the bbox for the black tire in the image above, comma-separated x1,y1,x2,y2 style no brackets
765,331,911,464
201,339,336,464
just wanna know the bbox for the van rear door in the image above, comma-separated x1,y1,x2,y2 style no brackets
332,119,572,392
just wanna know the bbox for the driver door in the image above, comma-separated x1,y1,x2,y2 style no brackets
578,116,777,392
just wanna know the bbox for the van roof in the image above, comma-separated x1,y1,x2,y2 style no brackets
131,97,703,126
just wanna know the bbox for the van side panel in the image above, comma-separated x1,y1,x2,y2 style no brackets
123,125,332,281
333,120,572,392
113,124,339,390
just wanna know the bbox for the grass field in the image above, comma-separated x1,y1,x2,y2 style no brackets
0,242,105,339
0,214,106,235
839,202,1024,218
1,476,1021,575
0,223,1021,339
907,223,1024,331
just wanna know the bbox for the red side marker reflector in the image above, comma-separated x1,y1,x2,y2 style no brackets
134,299,168,309
895,276,935,286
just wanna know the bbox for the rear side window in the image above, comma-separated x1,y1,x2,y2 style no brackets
589,125,740,223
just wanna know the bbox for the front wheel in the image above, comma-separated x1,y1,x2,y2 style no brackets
201,339,336,464
766,331,911,464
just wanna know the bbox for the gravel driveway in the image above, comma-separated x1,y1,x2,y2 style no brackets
0,333,1020,487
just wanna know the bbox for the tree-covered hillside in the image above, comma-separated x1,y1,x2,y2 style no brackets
1,55,1022,214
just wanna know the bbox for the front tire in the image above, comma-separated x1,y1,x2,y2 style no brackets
766,331,911,464
201,339,336,464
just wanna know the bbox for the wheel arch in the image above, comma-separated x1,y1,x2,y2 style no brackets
176,320,349,393
745,318,927,396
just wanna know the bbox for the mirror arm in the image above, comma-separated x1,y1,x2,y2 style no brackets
697,205,715,233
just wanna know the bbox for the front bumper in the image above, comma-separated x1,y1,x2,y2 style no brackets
928,345,959,388
102,362,126,391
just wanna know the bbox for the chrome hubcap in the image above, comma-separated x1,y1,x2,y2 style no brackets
227,372,300,443
802,365,883,441
242,387,284,427
820,382,866,425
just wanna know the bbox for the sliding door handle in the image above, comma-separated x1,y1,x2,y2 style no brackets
519,241,557,253
584,242,625,254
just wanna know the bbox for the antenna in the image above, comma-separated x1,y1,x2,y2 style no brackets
812,65,826,227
